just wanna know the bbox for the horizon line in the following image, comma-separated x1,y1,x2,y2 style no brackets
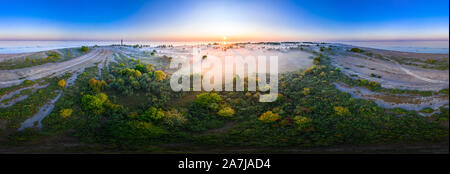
0,39,448,42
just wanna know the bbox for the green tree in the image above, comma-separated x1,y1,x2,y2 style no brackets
80,46,89,53
141,107,165,121
81,93,108,115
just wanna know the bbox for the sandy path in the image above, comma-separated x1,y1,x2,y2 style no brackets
334,82,448,113
330,53,449,91
0,48,109,88
387,58,448,84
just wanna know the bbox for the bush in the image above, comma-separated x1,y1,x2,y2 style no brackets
81,93,108,115
162,109,187,127
194,93,222,110
350,48,362,53
154,70,166,81
420,107,434,114
293,116,313,130
258,111,280,123
60,108,73,118
334,106,351,116
89,78,106,92
80,46,89,53
120,68,142,77
58,79,66,88
217,107,235,118
302,88,311,95
135,64,154,73
141,107,165,121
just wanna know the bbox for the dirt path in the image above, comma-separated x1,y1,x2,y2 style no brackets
334,82,448,114
330,52,449,91
0,48,108,88
387,57,449,84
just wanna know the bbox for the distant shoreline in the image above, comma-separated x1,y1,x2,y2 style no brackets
0,40,448,54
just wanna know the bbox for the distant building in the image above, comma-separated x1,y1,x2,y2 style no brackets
121,39,123,46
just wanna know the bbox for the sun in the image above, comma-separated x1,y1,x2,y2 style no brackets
223,36,227,41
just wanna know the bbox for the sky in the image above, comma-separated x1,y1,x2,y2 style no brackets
0,0,448,41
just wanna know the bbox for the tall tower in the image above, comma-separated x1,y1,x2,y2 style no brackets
121,39,123,46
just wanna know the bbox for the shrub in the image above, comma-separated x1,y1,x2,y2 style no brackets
135,64,154,73
302,88,311,95
120,68,142,77
154,70,166,81
293,116,313,130
80,46,89,53
217,107,235,118
258,111,281,123
141,107,165,121
420,107,434,114
334,106,351,116
195,93,222,109
60,108,73,118
81,93,108,115
58,79,66,88
350,48,362,53
89,78,106,92
162,109,187,127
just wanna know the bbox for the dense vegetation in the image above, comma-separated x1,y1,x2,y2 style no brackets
1,48,448,152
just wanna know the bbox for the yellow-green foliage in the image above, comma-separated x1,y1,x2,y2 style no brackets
60,108,73,118
293,116,313,130
162,109,187,127
81,93,109,115
302,88,311,95
89,78,106,92
217,107,235,117
141,107,165,121
258,111,281,123
120,68,142,77
58,79,66,88
334,106,351,116
195,93,222,110
154,70,166,81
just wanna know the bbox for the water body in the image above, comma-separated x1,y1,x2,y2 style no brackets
339,40,449,54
